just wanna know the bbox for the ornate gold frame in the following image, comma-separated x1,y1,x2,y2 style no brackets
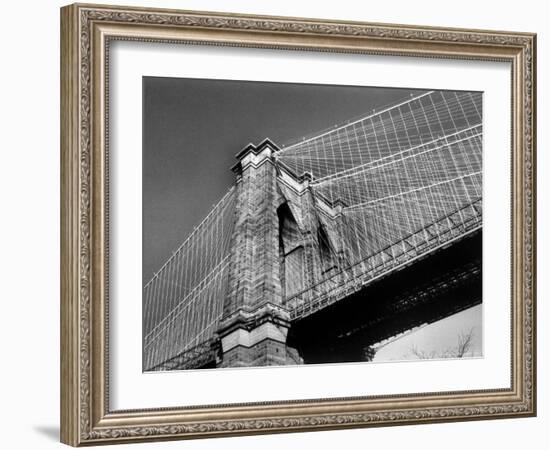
60,2,536,446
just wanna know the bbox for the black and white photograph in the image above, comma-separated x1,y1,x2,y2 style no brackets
142,78,483,372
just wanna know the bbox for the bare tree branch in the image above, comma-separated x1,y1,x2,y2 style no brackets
406,328,476,360
456,327,475,358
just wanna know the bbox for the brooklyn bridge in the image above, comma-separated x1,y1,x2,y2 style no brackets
143,90,483,371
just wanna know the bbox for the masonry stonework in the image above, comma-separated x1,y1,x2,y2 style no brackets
217,139,301,367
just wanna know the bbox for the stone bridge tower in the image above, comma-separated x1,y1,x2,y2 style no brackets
216,139,345,367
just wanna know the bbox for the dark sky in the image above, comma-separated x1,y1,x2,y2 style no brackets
142,77,425,284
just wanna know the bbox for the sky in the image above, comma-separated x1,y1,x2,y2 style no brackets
142,77,426,283
374,304,483,361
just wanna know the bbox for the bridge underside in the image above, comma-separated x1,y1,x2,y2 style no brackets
286,229,482,364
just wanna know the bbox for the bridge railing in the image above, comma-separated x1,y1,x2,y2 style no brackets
286,198,482,320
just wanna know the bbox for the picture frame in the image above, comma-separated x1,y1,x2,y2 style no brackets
60,2,536,446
